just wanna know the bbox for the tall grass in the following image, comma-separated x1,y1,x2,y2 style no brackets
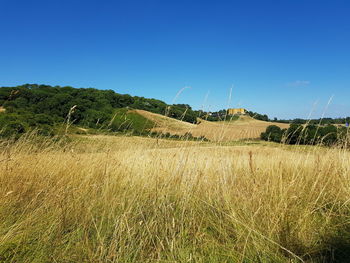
1,134,350,262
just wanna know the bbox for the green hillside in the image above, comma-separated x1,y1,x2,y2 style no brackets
0,84,198,137
109,108,155,134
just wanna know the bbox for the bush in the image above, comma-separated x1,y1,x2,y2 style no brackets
260,125,284,143
0,121,27,138
37,124,54,136
285,124,303,144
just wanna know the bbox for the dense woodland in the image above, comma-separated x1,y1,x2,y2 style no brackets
261,124,349,146
0,84,200,136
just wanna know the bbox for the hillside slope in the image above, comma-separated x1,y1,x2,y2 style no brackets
132,109,196,133
193,116,289,141
135,110,289,141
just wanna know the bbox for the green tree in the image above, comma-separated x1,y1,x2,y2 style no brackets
260,125,283,142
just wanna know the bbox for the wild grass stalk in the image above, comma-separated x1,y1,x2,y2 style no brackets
0,134,349,262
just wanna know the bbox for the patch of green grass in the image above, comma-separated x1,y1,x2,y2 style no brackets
109,108,155,134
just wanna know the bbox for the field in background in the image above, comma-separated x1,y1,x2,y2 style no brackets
1,134,350,262
193,116,290,141
135,110,289,141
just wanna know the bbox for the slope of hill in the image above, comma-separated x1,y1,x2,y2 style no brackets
109,108,155,133
135,110,289,141
133,109,196,133
193,116,289,141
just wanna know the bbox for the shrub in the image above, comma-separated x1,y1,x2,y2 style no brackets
0,121,27,138
260,125,284,143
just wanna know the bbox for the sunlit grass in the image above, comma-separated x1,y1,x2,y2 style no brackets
0,134,350,262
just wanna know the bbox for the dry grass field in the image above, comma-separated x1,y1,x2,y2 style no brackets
135,110,289,141
192,116,289,141
133,110,196,131
1,133,350,262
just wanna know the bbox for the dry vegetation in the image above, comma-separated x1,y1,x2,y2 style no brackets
192,116,289,141
1,133,350,262
135,109,289,141
132,109,196,136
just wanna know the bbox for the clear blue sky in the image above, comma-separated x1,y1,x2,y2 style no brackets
1,0,349,119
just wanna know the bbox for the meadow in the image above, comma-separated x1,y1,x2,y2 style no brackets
1,133,350,262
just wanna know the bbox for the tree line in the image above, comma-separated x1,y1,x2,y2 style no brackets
203,109,269,121
261,124,349,146
0,84,199,137
271,117,350,125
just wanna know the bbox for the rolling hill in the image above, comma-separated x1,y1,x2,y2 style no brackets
134,109,289,141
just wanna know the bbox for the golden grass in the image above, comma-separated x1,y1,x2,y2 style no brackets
133,109,196,135
136,110,289,141
0,134,350,262
0,106,5,113
192,117,289,141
